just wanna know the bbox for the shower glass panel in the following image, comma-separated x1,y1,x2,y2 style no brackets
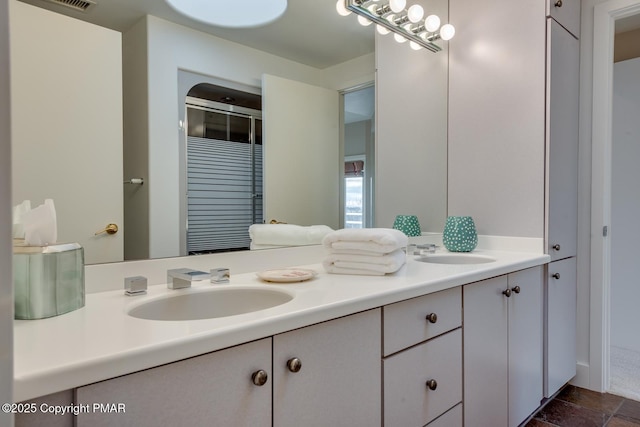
186,101,263,254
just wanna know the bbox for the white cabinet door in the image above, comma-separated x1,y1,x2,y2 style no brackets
545,257,577,397
262,74,340,229
546,19,580,261
508,267,544,427
76,338,272,427
273,309,381,427
464,268,544,427
547,0,581,38
10,3,123,264
463,276,509,427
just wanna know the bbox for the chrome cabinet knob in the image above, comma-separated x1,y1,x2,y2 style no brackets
503,288,512,297
426,313,438,324
512,286,521,294
555,0,563,7
286,358,302,373
251,370,268,386
552,273,561,280
426,379,438,390
552,244,561,251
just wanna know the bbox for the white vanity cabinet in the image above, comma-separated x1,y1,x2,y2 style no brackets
545,257,577,397
546,18,580,261
382,287,463,427
72,309,381,427
272,308,381,427
463,267,544,427
544,14,579,397
76,338,273,427
547,0,580,38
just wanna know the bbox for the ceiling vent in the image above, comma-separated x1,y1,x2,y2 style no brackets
44,0,96,13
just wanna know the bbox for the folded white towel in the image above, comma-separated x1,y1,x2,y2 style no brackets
249,224,334,247
322,228,408,255
323,249,406,276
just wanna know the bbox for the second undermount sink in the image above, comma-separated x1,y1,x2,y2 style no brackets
416,253,497,265
127,287,293,321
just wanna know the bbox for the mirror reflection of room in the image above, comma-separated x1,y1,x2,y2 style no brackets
9,0,448,264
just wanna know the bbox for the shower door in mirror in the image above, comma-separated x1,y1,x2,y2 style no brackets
186,103,263,254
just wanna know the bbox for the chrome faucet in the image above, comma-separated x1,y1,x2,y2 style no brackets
166,268,210,289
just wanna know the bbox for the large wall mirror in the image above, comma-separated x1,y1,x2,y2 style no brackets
9,0,449,264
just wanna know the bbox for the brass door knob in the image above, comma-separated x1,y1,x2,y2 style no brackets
512,286,521,294
251,370,268,386
426,313,438,324
287,358,302,373
95,223,118,235
426,379,438,390
503,288,512,297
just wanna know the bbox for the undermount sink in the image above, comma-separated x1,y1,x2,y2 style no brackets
127,287,293,321
416,253,497,265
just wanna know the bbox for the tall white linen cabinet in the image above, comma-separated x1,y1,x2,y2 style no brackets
448,0,580,424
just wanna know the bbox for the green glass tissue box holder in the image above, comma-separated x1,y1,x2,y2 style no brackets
13,242,85,320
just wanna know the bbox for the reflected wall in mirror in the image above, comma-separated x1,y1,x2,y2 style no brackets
9,0,449,264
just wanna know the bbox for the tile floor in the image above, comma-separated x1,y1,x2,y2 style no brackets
526,385,640,427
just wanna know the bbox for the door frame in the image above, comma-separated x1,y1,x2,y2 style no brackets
590,0,640,392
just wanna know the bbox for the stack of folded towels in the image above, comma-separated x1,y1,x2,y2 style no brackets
322,228,409,276
248,224,334,249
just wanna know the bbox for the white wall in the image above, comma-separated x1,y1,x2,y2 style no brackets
123,18,150,261
576,0,610,390
448,0,546,238
0,0,13,422
130,16,373,258
611,57,640,353
374,0,449,233
345,121,370,157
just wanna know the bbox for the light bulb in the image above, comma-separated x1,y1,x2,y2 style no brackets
394,33,407,43
424,14,441,32
358,15,373,26
389,0,406,14
336,0,351,16
407,4,424,23
376,24,390,35
440,23,455,40
409,41,421,50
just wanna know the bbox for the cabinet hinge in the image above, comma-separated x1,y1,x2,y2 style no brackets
603,226,608,237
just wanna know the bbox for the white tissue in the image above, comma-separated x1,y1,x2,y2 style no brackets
19,199,58,246
12,200,31,239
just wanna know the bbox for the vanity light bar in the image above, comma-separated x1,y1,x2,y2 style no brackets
340,0,455,53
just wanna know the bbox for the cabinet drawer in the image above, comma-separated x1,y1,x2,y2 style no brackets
384,329,462,427
428,403,462,427
383,286,461,355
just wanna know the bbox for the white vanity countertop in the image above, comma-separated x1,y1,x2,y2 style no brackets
14,247,549,402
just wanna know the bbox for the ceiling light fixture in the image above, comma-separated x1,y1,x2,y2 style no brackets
336,0,455,52
165,0,287,28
